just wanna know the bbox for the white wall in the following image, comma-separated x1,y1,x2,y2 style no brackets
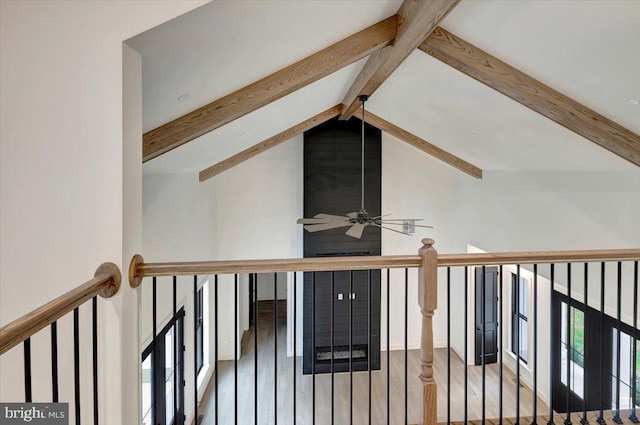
122,42,144,425
381,133,464,351
211,135,304,260
141,172,217,347
0,1,208,424
451,169,640,252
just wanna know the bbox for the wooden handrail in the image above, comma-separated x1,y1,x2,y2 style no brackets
129,248,640,287
0,262,121,355
437,248,640,267
128,254,421,287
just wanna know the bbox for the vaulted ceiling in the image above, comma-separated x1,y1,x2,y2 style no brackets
127,0,640,177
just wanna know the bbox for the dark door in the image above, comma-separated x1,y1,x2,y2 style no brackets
475,267,499,365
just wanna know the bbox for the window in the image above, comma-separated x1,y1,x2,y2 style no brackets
511,274,528,363
141,353,153,425
141,308,185,425
195,286,204,375
611,330,640,409
560,302,585,398
194,280,209,385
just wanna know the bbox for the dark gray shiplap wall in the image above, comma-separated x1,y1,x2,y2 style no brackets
302,117,381,374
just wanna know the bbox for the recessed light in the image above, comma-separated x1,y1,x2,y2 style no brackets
627,99,639,106
177,94,191,102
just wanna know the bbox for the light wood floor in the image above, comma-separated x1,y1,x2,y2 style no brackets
198,301,552,424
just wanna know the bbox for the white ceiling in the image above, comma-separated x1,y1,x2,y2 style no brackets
127,0,640,175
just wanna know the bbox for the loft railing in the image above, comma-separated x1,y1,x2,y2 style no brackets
2,245,636,425
129,252,425,425
129,242,640,425
0,262,122,424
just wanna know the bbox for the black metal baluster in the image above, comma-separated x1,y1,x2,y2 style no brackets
193,276,198,425
533,264,538,425
274,272,278,425
482,265,486,424
447,267,451,425
387,269,390,425
614,262,623,424
405,268,408,425
293,272,297,425
312,271,316,425
234,274,238,425
368,269,372,425
597,263,605,425
331,271,335,425
74,307,80,425
24,338,31,402
93,296,98,425
581,264,588,425
51,322,59,402
548,265,555,425
254,273,258,425
349,270,353,425
465,266,469,425
152,277,157,425
173,276,177,425
566,264,572,425
499,264,503,425
516,265,521,424
214,275,219,425
631,261,639,423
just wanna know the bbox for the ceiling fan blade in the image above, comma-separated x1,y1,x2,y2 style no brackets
377,218,424,222
370,223,413,236
378,220,434,229
297,218,330,224
346,212,359,219
369,214,392,220
304,220,351,232
345,223,366,239
314,213,351,221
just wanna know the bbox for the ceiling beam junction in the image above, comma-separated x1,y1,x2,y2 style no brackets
339,0,460,120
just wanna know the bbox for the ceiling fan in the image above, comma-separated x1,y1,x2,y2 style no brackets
297,95,432,240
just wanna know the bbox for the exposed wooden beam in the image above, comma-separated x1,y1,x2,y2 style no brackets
199,105,342,181
420,26,640,167
339,0,459,120
355,110,482,179
143,17,397,162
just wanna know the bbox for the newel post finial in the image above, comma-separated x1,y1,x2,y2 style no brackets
418,238,437,425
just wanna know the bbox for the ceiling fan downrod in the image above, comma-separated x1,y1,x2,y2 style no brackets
359,94,369,214
296,93,432,239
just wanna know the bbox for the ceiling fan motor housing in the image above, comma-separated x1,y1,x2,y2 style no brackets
354,209,370,224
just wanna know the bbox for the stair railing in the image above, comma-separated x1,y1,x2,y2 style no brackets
0,262,121,424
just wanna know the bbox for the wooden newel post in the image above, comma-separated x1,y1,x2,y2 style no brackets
419,238,438,425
